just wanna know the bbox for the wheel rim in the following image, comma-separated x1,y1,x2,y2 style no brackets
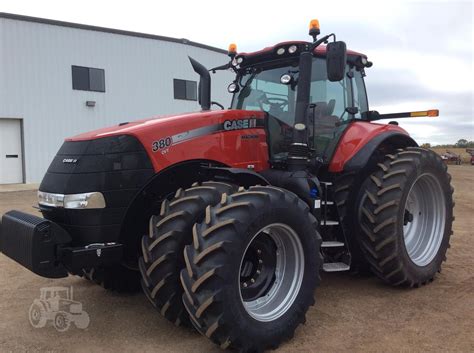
403,173,446,266
239,223,304,322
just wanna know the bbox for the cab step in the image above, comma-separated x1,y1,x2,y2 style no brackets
321,241,345,248
322,262,350,272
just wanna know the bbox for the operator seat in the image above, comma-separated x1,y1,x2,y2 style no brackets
313,99,340,136
310,99,341,159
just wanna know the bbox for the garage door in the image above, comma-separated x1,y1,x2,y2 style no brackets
0,119,23,184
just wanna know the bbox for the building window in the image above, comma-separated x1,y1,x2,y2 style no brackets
174,79,197,101
72,66,105,92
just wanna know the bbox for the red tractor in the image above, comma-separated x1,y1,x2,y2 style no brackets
0,20,454,352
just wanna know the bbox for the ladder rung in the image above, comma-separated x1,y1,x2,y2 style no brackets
322,262,350,272
321,220,339,226
321,241,345,248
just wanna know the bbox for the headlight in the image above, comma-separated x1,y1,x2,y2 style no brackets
228,82,239,93
38,191,106,209
288,45,298,54
280,74,292,84
236,56,244,64
276,47,285,55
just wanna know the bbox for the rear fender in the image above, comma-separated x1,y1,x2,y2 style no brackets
329,121,417,173
342,132,417,172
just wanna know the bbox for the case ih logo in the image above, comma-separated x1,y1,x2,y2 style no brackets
223,118,257,131
62,158,78,164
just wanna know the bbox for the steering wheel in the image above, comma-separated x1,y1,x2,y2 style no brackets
258,96,289,112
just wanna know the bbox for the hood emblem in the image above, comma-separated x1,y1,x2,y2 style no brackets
62,158,78,164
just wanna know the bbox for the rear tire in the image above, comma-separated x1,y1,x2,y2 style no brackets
139,181,236,326
358,147,454,286
181,186,322,352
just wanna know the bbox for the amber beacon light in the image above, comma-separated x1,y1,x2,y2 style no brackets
228,43,237,57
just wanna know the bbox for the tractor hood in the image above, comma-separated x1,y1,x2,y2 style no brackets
67,110,248,142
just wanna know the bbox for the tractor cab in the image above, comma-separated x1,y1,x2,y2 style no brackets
228,42,370,164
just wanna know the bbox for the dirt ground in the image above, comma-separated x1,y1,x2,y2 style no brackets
0,166,473,353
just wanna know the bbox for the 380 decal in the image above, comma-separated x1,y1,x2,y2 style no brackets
152,137,172,152
151,117,264,153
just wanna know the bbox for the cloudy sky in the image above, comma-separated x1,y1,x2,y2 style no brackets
1,0,473,144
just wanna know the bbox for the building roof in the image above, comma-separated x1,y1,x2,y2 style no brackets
0,12,227,54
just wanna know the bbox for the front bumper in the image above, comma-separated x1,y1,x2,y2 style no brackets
0,210,123,278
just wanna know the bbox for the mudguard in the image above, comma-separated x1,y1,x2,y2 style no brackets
329,121,417,172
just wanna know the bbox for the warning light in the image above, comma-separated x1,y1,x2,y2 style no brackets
309,19,320,31
309,19,320,40
228,43,237,56
410,110,439,118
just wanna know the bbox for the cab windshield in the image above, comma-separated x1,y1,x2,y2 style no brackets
231,57,368,162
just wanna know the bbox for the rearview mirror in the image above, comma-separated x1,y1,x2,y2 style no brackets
326,41,347,82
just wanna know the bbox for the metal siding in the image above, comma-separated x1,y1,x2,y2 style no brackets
0,18,232,183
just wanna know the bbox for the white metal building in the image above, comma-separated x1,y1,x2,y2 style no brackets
0,13,232,184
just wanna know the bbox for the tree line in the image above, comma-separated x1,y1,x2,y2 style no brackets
421,139,474,149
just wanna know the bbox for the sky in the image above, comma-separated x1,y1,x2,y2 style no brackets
1,0,473,145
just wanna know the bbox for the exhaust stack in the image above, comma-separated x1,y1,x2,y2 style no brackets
189,57,211,111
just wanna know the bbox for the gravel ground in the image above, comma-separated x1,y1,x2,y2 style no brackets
0,165,473,353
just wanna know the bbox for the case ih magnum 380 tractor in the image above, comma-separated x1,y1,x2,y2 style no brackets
1,20,453,352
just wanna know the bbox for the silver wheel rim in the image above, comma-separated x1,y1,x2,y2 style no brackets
239,223,304,322
403,173,446,266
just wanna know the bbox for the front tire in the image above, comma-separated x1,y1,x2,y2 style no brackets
358,147,454,286
139,181,236,326
181,186,322,352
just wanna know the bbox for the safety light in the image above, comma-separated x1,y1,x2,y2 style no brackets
410,110,439,118
228,43,237,56
309,19,320,31
309,18,320,40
